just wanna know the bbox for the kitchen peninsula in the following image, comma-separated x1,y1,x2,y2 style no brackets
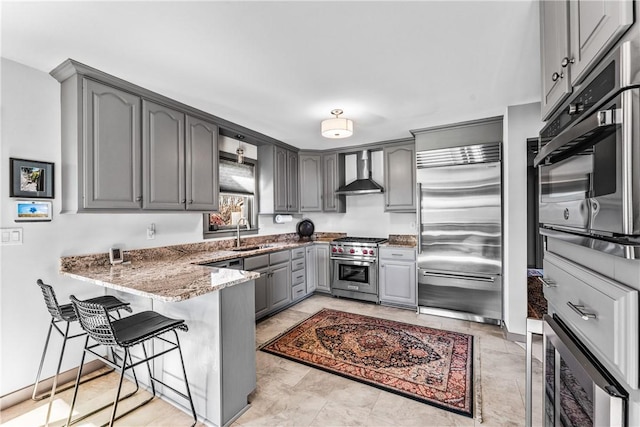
60,243,264,427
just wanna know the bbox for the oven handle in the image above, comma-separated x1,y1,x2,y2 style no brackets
330,256,376,264
567,301,597,320
421,271,495,282
534,108,621,167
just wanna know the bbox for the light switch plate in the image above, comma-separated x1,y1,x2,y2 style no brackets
1,228,23,245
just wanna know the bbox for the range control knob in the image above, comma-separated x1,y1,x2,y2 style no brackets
369,250,375,256
332,247,337,252
362,249,368,255
350,249,355,254
338,248,343,253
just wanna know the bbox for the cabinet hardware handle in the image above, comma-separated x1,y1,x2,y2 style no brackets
552,71,563,82
181,199,186,203
135,196,142,202
540,278,556,288
567,302,596,320
560,57,575,68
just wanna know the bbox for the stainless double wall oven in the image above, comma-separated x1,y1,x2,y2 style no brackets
535,40,640,427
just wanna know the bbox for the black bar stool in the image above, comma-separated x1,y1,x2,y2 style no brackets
33,279,131,425
67,295,197,427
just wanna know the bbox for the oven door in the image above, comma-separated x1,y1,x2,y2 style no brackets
537,87,640,237
543,315,627,427
331,258,377,295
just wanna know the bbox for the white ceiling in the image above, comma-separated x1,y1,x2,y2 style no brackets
1,1,541,150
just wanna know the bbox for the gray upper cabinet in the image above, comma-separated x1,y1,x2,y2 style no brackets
299,153,323,212
52,59,227,213
539,0,633,120
83,79,142,209
384,143,416,212
143,102,219,211
258,144,299,214
186,116,219,211
143,100,186,210
568,0,633,86
287,150,300,212
322,153,345,213
540,0,571,120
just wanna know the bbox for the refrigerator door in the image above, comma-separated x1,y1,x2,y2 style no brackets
417,162,502,275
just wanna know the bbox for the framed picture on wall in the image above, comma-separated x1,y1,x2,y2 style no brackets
10,158,54,199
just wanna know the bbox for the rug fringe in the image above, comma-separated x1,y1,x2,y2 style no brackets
474,335,483,423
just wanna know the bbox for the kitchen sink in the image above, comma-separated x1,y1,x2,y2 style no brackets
231,246,261,252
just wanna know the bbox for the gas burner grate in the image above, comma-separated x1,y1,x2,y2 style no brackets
333,237,388,244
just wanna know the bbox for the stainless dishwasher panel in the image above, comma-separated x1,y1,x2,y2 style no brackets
418,269,502,324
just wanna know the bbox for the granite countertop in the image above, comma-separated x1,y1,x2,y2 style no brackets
60,232,345,302
383,234,417,248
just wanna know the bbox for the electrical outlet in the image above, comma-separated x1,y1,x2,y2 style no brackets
410,222,416,230
147,223,155,240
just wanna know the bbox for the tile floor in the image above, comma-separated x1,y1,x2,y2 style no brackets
0,294,543,426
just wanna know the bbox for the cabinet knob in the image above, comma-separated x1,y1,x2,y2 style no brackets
181,199,186,203
560,57,575,68
188,199,193,204
135,196,142,202
551,71,563,82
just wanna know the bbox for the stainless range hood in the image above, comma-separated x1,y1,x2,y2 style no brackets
335,150,384,195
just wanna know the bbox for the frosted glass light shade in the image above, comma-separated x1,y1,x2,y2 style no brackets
321,117,354,138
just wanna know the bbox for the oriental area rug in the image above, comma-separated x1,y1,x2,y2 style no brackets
260,308,475,418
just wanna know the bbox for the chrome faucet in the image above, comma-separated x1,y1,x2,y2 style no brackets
236,217,248,247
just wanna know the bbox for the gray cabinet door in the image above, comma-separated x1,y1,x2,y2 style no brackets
316,245,331,293
270,262,291,312
568,0,633,86
143,100,186,210
83,79,142,209
299,154,322,212
306,246,318,293
287,151,299,212
273,146,288,212
384,144,416,212
379,260,417,307
540,0,572,120
186,116,219,211
322,153,345,213
254,266,270,319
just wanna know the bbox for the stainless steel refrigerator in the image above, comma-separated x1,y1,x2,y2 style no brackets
416,142,503,324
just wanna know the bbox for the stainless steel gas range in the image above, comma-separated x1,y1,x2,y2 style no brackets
330,236,388,303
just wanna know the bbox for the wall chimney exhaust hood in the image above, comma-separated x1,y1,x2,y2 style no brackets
335,150,384,195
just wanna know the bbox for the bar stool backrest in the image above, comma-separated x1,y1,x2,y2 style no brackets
36,279,68,321
70,295,118,347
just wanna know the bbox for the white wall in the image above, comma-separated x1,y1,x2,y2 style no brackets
502,102,543,336
0,58,208,395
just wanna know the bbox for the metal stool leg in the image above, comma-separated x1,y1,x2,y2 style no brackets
44,321,70,426
174,331,197,426
108,348,129,427
32,319,55,401
66,336,89,427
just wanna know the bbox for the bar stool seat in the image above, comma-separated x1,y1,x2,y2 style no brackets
33,279,131,427
67,296,197,427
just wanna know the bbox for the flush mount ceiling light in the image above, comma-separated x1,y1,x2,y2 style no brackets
321,109,353,139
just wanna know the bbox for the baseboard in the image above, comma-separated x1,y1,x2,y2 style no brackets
502,322,526,343
0,359,105,411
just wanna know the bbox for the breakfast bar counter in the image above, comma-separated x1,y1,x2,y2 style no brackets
60,247,263,427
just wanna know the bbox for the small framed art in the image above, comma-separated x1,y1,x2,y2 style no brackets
10,158,54,199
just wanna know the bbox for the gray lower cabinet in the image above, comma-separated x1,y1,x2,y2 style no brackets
378,247,417,308
291,247,307,301
82,79,143,209
299,153,323,212
384,143,416,212
306,243,331,294
246,251,291,320
143,100,219,211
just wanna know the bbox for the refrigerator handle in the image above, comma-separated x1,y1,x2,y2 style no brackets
416,183,422,254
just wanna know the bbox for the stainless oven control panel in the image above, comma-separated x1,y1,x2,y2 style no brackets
330,243,377,259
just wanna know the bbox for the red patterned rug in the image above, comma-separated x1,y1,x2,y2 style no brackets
260,308,474,417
